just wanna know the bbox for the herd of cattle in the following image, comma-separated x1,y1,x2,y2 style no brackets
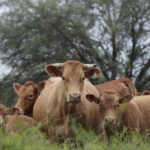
1,60,150,143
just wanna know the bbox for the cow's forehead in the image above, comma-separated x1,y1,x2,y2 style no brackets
18,84,35,96
101,93,119,104
62,61,84,77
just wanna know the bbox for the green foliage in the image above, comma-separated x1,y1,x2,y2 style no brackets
0,124,150,150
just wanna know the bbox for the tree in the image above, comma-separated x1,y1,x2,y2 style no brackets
0,0,150,106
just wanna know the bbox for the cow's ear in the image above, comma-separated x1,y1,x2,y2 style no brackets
84,68,101,79
142,90,150,95
7,107,22,115
119,95,133,104
86,94,100,104
13,83,22,93
38,81,46,93
45,65,62,77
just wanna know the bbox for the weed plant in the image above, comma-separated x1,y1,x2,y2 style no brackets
0,123,150,150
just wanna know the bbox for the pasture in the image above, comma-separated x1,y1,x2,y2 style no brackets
0,123,150,150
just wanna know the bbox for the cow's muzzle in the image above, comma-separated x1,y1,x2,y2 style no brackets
69,94,81,104
105,117,115,125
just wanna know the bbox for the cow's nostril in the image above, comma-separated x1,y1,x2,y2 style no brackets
69,94,81,103
105,117,114,124
70,94,80,99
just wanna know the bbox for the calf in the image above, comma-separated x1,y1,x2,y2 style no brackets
0,104,23,125
0,105,34,133
14,81,45,117
86,90,150,140
5,115,35,133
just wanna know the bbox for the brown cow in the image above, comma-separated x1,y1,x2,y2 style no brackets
95,77,138,97
0,105,35,133
0,104,23,125
142,90,150,95
14,81,46,117
33,60,102,143
5,115,35,133
86,90,150,140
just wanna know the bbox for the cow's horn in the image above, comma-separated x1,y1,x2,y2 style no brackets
84,64,96,69
51,63,63,68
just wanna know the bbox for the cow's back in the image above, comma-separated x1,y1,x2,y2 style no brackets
95,78,138,96
5,115,34,133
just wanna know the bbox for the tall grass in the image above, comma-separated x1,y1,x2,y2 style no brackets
0,123,150,150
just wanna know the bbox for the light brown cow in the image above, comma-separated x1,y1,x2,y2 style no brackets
95,77,138,97
0,104,23,125
86,90,150,140
33,60,102,143
0,105,35,133
5,115,35,133
142,90,150,95
14,81,46,117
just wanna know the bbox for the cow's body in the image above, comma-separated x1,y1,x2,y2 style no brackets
5,115,35,133
33,60,102,143
33,78,101,138
86,90,150,140
95,77,138,96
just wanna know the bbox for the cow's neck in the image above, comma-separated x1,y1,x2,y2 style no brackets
24,110,33,117
63,102,77,116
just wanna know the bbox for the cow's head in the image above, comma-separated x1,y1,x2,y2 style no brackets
13,81,46,116
0,105,23,125
45,60,101,104
86,90,133,126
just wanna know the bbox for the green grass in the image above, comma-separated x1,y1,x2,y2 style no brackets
0,124,150,150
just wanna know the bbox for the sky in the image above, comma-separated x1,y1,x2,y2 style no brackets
0,5,11,80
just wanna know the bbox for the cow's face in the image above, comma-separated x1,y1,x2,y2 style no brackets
45,60,101,104
98,91,121,126
13,81,45,116
86,90,133,127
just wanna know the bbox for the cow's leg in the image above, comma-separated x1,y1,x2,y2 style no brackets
47,127,56,144
121,113,140,141
64,114,70,143
101,123,108,141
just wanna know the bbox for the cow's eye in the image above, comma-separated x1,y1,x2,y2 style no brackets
83,77,85,81
100,104,102,107
62,77,65,81
116,104,119,107
28,95,33,98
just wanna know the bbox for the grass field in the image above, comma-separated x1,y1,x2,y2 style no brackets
0,124,150,150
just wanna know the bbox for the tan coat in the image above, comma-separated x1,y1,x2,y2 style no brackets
86,90,150,140
5,115,35,133
95,77,138,96
33,78,101,141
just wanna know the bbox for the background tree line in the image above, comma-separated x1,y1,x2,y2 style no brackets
0,0,150,107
